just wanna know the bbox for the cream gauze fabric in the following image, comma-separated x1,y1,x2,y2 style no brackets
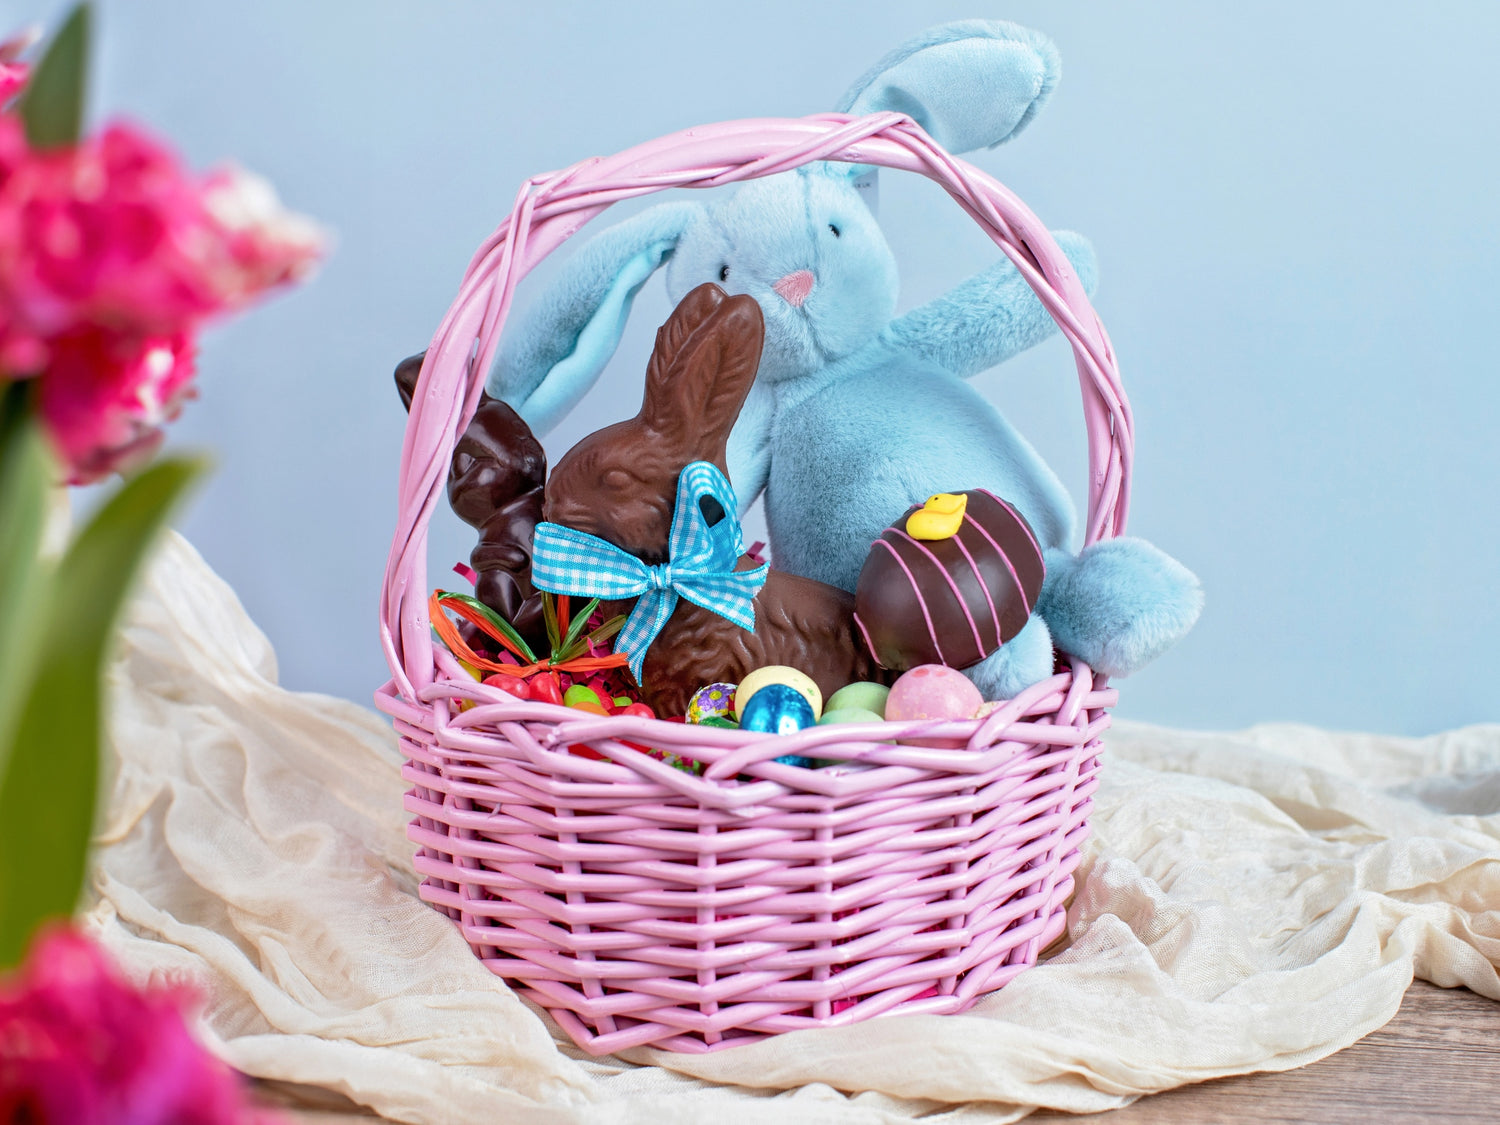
86,534,1500,1124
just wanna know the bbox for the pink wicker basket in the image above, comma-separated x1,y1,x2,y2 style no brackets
376,112,1129,1056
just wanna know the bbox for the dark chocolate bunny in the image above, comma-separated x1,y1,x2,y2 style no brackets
394,354,547,651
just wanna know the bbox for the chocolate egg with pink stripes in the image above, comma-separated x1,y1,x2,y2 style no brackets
853,489,1045,671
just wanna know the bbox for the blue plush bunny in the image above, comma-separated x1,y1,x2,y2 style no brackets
490,20,1201,697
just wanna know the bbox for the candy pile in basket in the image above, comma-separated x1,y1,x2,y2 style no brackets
376,22,1202,1054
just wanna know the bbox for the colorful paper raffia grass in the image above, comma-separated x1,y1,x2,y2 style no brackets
428,589,628,680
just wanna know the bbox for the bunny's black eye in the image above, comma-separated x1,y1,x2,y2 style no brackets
828,223,841,238
718,264,730,282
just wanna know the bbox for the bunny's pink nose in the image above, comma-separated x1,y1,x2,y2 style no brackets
772,269,815,307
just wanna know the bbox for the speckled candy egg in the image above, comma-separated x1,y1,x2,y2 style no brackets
854,489,1044,672
687,682,737,724
885,664,983,723
735,666,822,721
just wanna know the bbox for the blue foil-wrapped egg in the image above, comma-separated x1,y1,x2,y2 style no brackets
737,683,816,766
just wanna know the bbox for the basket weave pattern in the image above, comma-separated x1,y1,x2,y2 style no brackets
377,114,1131,1055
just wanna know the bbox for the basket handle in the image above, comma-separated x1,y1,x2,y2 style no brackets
382,113,1132,700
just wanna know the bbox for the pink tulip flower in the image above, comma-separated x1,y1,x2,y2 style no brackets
0,927,283,1125
0,27,35,104
0,110,322,480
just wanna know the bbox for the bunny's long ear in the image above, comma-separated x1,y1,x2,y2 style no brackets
836,20,1061,154
486,201,701,436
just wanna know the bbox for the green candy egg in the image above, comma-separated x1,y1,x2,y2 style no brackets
817,707,885,725
698,716,740,729
825,682,890,718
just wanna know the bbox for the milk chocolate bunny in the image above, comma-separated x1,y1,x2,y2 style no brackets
535,283,885,717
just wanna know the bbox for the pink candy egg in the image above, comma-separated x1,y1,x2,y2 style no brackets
885,664,983,723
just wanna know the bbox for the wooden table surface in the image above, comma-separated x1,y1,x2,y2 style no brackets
256,981,1500,1123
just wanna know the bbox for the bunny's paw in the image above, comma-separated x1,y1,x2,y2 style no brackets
1037,540,1203,678
962,614,1056,701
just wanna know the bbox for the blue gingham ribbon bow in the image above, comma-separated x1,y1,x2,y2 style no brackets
531,461,768,681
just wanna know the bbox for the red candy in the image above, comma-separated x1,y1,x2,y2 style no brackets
529,671,564,707
482,673,528,699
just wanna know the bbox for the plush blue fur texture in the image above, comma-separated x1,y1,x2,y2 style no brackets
966,613,1056,701
489,19,1202,694
497,202,699,436
762,334,1084,590
836,19,1061,153
1037,541,1205,678
664,170,899,387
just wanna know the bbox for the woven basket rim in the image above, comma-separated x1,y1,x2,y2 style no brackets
376,668,1114,806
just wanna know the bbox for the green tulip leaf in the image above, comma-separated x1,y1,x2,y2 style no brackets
0,387,54,776
0,453,203,967
18,2,91,150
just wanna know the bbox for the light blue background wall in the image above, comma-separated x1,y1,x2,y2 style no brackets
24,1,1498,735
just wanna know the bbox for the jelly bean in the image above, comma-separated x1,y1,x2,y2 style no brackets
482,674,530,701
562,694,609,759
528,672,564,707
564,684,604,709
620,702,656,721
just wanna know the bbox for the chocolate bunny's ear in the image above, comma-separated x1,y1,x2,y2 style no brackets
640,284,764,465
393,352,425,412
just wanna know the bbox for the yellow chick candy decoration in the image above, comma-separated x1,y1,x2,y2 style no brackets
905,493,967,540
